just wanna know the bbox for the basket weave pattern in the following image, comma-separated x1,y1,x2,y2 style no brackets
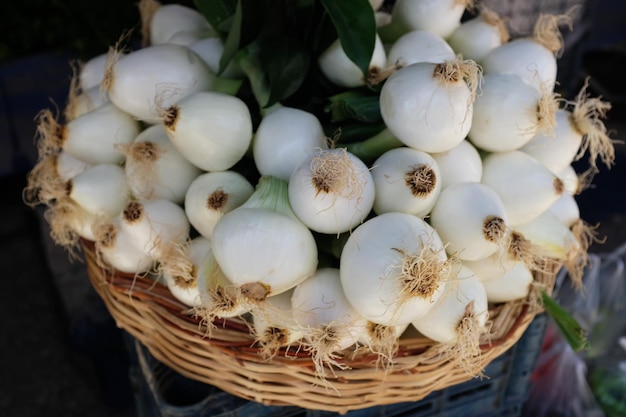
82,239,558,414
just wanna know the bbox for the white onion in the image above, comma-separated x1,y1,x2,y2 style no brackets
292,268,368,372
318,34,387,88
288,148,375,234
447,8,509,63
411,265,488,356
147,2,213,46
252,289,304,358
340,212,450,326
163,90,253,172
102,44,215,123
162,236,213,308
431,139,483,189
122,124,202,203
386,30,456,68
480,14,570,92
253,105,328,181
188,37,244,79
184,171,254,239
94,219,154,275
80,52,108,90
429,181,509,261
380,58,480,153
380,0,470,41
468,72,557,152
119,198,190,261
211,176,318,301
481,150,564,226
370,147,442,217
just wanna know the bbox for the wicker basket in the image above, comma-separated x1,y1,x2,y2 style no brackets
81,239,559,414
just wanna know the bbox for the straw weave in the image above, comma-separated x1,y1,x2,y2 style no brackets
82,239,558,414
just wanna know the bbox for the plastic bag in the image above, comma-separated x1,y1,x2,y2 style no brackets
523,242,626,417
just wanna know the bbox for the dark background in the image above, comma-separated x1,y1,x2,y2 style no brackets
1,1,625,416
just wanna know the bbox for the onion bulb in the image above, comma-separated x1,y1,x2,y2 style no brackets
120,124,202,203
211,176,318,302
468,72,558,152
163,90,253,172
253,105,329,181
447,7,509,63
252,289,304,359
292,268,368,375
431,139,483,189
318,34,387,88
118,198,190,261
184,171,254,239
386,30,456,68
161,236,213,308
93,219,154,275
411,265,488,373
481,150,564,226
520,79,615,174
429,181,509,261
370,147,442,217
380,57,480,153
480,13,572,93
35,103,140,165
379,0,472,42
340,212,451,326
288,148,375,234
101,43,215,123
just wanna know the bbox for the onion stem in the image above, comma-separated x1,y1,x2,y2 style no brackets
345,128,403,163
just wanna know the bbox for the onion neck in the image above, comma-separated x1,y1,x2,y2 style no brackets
346,128,404,164
242,176,299,221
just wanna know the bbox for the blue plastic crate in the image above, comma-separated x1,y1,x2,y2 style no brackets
126,314,548,417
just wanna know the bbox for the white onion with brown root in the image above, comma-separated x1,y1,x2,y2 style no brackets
379,58,480,153
252,288,304,360
35,102,140,166
292,268,368,376
288,148,375,234
163,91,253,172
101,43,215,123
370,147,442,217
468,72,558,152
118,198,190,262
340,212,451,326
411,264,489,373
184,171,254,239
481,150,564,226
429,181,509,261
93,218,154,275
120,124,202,204
317,34,387,88
161,236,213,308
520,80,615,175
211,176,318,303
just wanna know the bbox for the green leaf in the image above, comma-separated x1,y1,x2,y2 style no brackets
260,36,310,107
541,290,589,352
193,0,237,33
219,0,265,75
326,91,381,123
320,0,376,76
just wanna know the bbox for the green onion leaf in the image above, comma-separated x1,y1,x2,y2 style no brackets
541,290,589,352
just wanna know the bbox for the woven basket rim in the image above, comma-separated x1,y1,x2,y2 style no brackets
81,238,558,413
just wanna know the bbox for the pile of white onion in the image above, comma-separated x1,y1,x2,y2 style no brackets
24,0,616,379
